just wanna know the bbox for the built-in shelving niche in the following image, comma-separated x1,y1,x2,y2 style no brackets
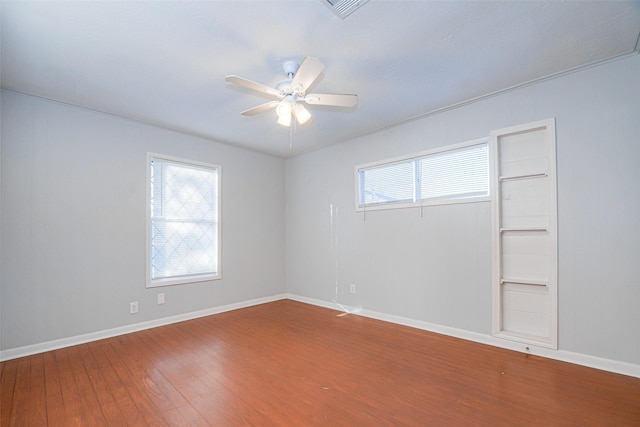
491,119,558,349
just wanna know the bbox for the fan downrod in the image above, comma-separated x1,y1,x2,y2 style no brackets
282,60,300,79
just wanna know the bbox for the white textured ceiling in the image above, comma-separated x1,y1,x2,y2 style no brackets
2,1,639,157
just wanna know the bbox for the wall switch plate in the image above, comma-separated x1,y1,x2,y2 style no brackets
157,293,165,305
350,284,357,294
129,301,139,314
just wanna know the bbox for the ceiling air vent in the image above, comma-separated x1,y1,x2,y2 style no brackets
322,0,369,19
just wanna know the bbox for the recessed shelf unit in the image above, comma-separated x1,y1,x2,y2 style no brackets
491,119,558,349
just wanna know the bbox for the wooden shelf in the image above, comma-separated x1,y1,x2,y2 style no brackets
500,227,548,233
501,278,548,287
499,172,547,182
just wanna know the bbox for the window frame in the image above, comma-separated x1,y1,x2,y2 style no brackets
146,153,222,288
354,138,491,212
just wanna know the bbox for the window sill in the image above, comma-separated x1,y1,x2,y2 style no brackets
356,195,491,212
146,273,221,288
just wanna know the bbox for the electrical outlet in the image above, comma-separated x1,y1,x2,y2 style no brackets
129,301,139,314
157,293,165,305
350,283,357,294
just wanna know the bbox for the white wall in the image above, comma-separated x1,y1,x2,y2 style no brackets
286,54,640,367
0,91,286,352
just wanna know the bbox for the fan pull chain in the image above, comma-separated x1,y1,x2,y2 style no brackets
289,119,294,150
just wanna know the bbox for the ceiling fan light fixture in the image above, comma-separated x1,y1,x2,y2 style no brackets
276,101,292,127
294,103,312,125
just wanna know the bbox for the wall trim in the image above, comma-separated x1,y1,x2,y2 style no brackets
286,294,640,379
345,50,640,146
0,88,278,159
0,294,287,362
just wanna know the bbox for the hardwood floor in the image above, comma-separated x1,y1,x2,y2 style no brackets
2,299,639,426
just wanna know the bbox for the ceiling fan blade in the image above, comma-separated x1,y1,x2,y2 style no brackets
290,57,325,93
304,93,358,108
240,101,280,116
225,75,280,97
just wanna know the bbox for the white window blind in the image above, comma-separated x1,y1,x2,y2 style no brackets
418,143,489,201
359,160,414,206
148,155,220,286
356,141,489,210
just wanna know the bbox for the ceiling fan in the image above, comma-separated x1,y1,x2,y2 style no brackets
225,57,358,127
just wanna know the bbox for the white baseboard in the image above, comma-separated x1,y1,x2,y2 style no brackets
286,293,640,379
0,294,287,362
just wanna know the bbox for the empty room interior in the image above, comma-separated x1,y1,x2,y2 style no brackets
1,1,640,425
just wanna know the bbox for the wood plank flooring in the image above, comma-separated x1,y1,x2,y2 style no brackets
2,299,639,426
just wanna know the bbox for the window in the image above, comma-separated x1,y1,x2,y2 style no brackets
418,143,489,201
356,139,489,210
359,160,415,206
147,154,220,287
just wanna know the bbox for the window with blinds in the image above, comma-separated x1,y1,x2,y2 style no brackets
418,143,489,201
147,154,221,287
359,160,415,206
356,140,489,210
